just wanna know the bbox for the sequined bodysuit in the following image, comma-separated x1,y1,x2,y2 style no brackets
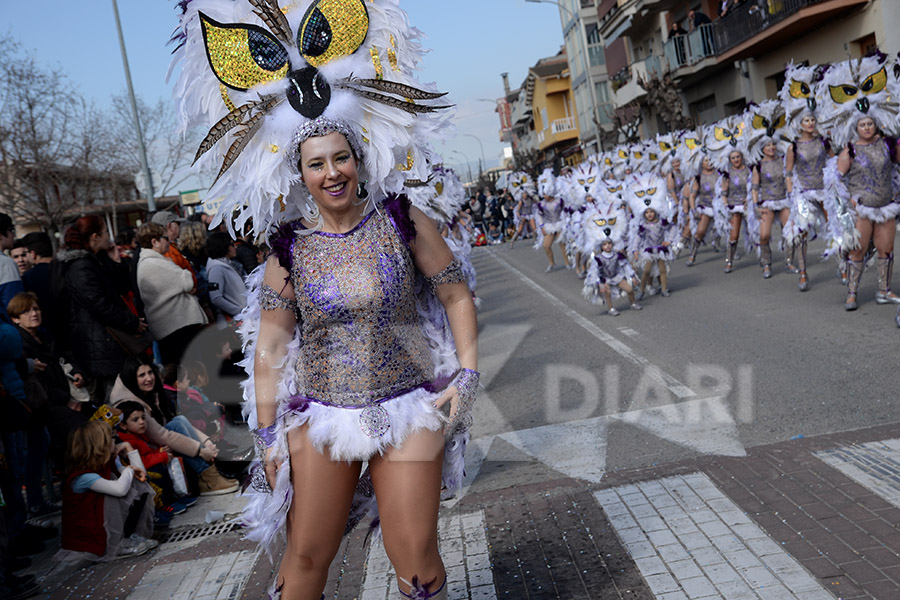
594,251,631,284
793,139,828,192
726,166,750,208
847,141,893,209
539,198,564,224
758,159,786,204
289,210,434,407
696,171,717,210
638,219,669,250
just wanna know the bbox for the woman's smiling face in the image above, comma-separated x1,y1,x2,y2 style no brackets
299,132,360,213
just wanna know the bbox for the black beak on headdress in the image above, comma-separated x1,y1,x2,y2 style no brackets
644,199,651,207
584,186,590,193
603,228,611,237
729,138,737,147
287,67,331,119
856,97,870,113
807,97,817,111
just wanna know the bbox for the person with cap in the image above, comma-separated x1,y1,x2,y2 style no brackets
150,211,197,288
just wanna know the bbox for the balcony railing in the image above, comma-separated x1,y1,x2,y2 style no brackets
715,0,823,55
551,116,577,135
663,23,717,70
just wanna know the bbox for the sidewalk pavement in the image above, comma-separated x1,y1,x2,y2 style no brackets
25,422,900,599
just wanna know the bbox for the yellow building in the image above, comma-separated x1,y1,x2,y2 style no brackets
529,53,582,168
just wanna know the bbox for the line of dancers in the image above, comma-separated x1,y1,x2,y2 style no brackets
503,53,900,328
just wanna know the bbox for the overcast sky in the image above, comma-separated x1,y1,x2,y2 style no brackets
2,0,565,186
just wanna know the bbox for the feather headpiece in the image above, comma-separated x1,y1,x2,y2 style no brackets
705,115,749,171
171,0,454,238
581,199,629,251
537,167,558,198
677,127,707,180
569,161,602,206
507,171,535,203
819,53,900,148
624,172,668,218
405,164,465,225
655,132,681,173
744,100,791,162
779,61,827,139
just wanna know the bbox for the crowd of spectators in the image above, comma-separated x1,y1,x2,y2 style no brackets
464,187,519,246
0,209,260,597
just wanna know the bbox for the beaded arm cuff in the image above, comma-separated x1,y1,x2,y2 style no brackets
260,284,298,311
426,257,464,292
446,368,480,438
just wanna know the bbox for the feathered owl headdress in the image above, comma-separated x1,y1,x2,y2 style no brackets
706,115,749,171
744,100,790,163
507,171,535,202
677,127,707,180
779,61,827,139
537,167,558,198
569,161,602,206
624,173,668,219
170,0,453,239
405,164,465,226
582,199,629,251
656,132,681,173
819,53,900,148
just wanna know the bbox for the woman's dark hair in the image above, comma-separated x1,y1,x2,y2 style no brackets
116,401,145,427
119,356,173,424
115,228,136,247
64,215,105,251
206,231,234,259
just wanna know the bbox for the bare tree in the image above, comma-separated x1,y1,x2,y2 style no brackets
603,101,644,145
638,71,694,132
109,93,201,197
0,38,129,235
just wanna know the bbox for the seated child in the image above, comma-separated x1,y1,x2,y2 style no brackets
116,401,197,522
59,421,157,562
180,362,225,442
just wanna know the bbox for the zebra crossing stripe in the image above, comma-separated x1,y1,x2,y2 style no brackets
594,473,833,599
360,510,497,600
816,438,900,508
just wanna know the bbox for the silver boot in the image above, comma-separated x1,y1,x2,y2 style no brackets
875,255,900,304
845,260,863,311
785,243,799,274
724,241,737,273
760,244,772,279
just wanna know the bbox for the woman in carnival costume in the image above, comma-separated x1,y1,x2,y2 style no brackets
171,1,478,598
626,173,678,298
567,161,603,279
535,168,568,272
507,171,537,247
745,100,792,279
709,115,758,273
781,62,833,291
820,52,900,315
581,198,642,316
657,133,691,255
683,129,720,266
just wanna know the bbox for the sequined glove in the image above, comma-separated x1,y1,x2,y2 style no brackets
249,424,277,493
446,369,480,438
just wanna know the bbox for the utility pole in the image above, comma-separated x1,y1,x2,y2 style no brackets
112,0,156,212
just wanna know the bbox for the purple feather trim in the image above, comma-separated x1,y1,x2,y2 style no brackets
400,575,447,599
384,194,417,245
269,220,302,273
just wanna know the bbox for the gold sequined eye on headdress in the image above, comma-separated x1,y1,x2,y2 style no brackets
829,67,888,104
193,0,452,184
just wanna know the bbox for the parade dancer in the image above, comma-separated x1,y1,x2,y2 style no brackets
709,116,757,273
626,173,677,298
535,168,568,272
686,153,719,267
508,172,537,247
746,100,792,279
172,1,476,598
581,200,642,316
781,62,832,291
821,54,900,312
568,161,603,278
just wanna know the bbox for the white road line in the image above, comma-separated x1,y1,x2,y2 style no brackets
595,474,832,600
490,253,695,399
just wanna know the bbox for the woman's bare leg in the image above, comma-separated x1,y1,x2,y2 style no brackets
370,428,446,597
278,427,362,600
758,209,774,277
543,232,557,268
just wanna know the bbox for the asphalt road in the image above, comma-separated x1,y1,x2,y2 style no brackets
461,236,900,497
